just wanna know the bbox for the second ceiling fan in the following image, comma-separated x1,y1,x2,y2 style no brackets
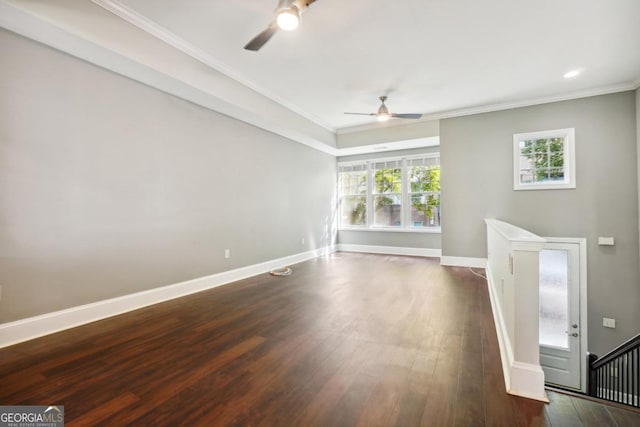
345,96,423,122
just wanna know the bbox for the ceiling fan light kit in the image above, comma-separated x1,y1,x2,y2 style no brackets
345,96,423,122
376,96,390,121
276,2,301,31
244,0,315,51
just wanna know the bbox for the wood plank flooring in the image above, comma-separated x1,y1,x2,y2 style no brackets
1,252,639,426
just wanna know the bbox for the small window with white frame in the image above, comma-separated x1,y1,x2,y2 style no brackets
513,128,575,190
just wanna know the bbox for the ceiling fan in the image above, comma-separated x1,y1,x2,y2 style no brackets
345,96,423,122
244,0,317,51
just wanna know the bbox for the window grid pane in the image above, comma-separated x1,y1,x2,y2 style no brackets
340,196,366,226
340,170,367,195
409,165,440,193
373,194,402,227
409,165,441,228
373,168,402,194
410,193,441,227
519,136,566,184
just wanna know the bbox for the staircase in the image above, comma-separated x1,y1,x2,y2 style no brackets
587,333,640,408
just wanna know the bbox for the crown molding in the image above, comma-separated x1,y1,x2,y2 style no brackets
91,0,335,133
9,0,639,147
0,0,337,156
95,0,637,136
337,82,638,134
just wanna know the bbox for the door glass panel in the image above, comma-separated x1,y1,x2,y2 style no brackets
539,249,569,349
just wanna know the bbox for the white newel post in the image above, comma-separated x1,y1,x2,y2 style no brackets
485,219,548,402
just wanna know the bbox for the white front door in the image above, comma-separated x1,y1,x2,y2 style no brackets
539,241,583,390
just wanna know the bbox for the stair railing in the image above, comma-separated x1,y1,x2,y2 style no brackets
587,333,640,408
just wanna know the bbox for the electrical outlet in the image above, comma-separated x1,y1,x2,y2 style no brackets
301,238,305,245
224,249,230,259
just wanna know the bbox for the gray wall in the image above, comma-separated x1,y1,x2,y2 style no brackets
338,230,441,250
440,92,640,355
637,88,640,268
0,29,336,323
337,120,439,148
337,146,441,249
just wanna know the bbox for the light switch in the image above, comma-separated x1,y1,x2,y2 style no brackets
598,237,615,246
603,317,616,328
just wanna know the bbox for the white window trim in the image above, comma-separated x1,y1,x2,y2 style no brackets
339,226,441,234
513,128,576,191
338,153,441,232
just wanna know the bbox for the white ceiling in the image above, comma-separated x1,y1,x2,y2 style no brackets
97,0,640,131
1,0,638,144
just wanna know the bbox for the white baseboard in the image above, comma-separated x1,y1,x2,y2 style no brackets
440,256,487,268
509,362,549,402
336,244,441,258
0,246,335,349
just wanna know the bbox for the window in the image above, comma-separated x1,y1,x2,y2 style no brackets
513,128,575,190
338,163,367,227
372,160,402,227
408,157,441,227
338,154,440,231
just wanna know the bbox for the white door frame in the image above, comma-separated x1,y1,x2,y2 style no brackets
543,237,588,392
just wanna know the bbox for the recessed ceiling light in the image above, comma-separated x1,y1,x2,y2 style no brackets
563,69,582,79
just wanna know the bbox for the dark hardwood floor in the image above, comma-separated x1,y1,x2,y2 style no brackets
1,252,639,426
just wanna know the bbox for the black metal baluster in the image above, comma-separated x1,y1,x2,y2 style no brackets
613,361,615,401
625,353,629,404
604,363,611,400
631,348,640,407
598,367,602,398
589,336,640,407
617,357,620,403
611,359,615,402
617,357,620,404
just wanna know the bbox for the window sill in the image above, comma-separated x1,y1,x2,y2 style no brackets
339,227,441,234
514,183,576,191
